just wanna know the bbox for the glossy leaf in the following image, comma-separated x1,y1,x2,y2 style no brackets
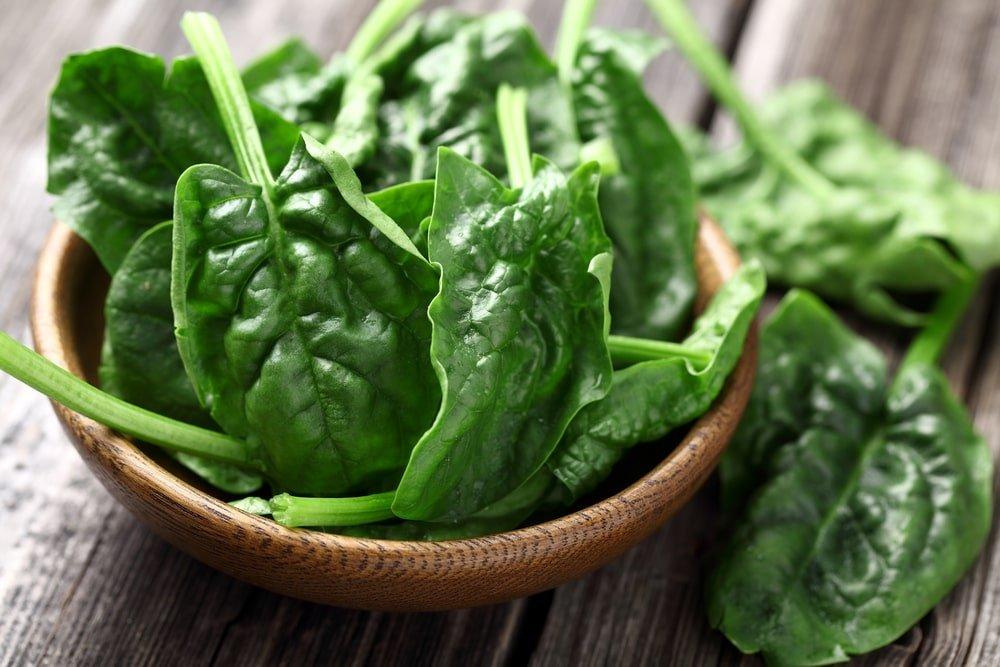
547,260,765,501
99,222,262,494
709,290,993,664
683,82,997,325
358,12,578,190
172,138,438,495
48,48,299,271
572,28,697,340
391,150,613,521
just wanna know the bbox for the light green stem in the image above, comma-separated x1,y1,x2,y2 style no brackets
556,0,597,84
0,333,256,468
270,491,396,527
346,0,424,65
608,334,712,366
900,274,979,371
181,12,274,189
644,0,835,200
496,84,533,188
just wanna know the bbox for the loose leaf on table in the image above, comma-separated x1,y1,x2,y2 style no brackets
48,48,298,271
571,27,697,340
682,81,997,325
547,260,765,502
708,290,993,665
98,222,263,494
172,136,439,496
357,12,579,191
390,149,613,522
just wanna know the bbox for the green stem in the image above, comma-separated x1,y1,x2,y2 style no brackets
643,0,836,200
345,0,423,65
900,274,979,371
0,333,256,469
181,12,274,189
270,491,395,528
607,335,712,366
556,0,597,85
496,84,533,188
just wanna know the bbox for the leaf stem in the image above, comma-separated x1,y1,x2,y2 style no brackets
607,334,712,366
556,0,597,85
643,0,835,200
345,0,424,65
496,84,533,188
0,332,257,469
269,491,396,527
900,274,979,371
181,12,274,189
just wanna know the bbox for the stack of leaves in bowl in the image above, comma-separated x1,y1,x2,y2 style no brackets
2,0,998,662
4,0,765,536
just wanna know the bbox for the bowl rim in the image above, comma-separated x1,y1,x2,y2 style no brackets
29,215,755,606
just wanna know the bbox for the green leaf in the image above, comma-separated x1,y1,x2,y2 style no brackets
548,260,765,501
709,290,993,664
172,138,438,496
571,29,697,340
368,179,435,253
684,81,996,325
47,47,299,271
391,150,613,521
358,12,579,190
98,222,263,494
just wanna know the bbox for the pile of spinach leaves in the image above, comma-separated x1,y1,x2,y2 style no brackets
2,1,992,662
1,0,760,542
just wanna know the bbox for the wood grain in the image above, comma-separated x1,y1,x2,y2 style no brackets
0,0,997,663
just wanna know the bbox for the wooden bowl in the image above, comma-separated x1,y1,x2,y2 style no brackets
30,214,756,611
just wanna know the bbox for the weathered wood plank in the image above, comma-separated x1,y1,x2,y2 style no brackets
529,0,1000,665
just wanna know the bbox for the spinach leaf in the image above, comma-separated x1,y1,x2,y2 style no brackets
358,12,579,190
682,82,991,325
172,136,439,496
48,48,299,272
547,260,765,501
708,290,992,664
571,28,697,340
99,222,263,494
646,0,996,326
390,149,613,521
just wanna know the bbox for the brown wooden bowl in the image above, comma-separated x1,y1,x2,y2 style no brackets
29,213,756,611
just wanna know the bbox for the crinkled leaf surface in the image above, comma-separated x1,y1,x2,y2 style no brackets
709,290,992,665
572,28,697,340
548,260,765,502
98,222,263,494
48,48,298,271
391,150,613,521
172,139,438,495
683,81,997,325
358,12,578,190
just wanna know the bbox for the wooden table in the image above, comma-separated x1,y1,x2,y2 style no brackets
0,0,997,664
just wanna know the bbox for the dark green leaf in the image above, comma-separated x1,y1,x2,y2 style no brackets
48,47,299,271
98,222,263,494
572,29,697,340
548,260,765,501
683,81,997,325
709,290,993,664
172,138,438,495
391,150,613,521
358,12,578,190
